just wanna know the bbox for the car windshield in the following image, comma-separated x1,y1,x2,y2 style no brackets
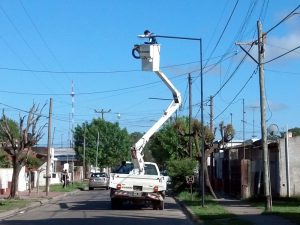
91,173,107,178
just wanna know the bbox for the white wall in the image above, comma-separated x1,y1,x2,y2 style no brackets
0,167,27,191
279,136,300,197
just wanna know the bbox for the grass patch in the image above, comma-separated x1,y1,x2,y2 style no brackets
0,199,34,212
49,181,87,192
248,197,300,225
178,191,253,225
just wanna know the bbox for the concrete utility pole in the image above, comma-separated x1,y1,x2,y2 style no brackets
46,98,53,196
257,21,272,211
236,20,271,211
95,109,111,120
96,131,99,172
83,125,86,179
243,98,246,159
188,73,192,157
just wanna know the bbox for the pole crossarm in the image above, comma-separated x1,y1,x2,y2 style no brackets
236,44,258,64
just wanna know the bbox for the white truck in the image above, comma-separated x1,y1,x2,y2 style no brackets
109,37,181,210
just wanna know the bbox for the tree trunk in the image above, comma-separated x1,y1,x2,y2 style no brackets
204,158,217,199
194,137,217,199
9,157,22,199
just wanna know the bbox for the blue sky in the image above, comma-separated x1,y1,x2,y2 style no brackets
0,1,299,147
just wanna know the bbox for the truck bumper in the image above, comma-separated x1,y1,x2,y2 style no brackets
111,189,164,201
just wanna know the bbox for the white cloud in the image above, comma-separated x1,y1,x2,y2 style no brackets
246,101,288,112
266,31,300,62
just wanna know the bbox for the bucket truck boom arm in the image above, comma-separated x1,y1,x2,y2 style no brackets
131,70,181,174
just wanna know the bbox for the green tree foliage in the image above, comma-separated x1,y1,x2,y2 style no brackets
0,150,11,168
74,118,131,168
167,158,197,193
289,127,300,137
147,121,183,167
26,156,43,170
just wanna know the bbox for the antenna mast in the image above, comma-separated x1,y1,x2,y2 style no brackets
71,80,75,147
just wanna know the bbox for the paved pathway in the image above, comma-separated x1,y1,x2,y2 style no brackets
215,198,296,225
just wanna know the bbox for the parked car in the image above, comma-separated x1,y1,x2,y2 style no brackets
89,172,109,190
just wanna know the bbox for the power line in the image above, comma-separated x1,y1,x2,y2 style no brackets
211,47,251,99
204,0,239,68
214,68,257,121
264,44,300,64
265,4,300,35
265,68,300,76
0,4,47,69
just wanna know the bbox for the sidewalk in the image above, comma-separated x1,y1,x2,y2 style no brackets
215,198,296,225
0,189,75,219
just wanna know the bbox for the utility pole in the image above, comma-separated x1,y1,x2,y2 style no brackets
236,20,271,211
188,73,192,157
257,20,272,211
96,131,99,172
46,98,53,196
209,96,214,191
209,96,214,133
243,99,245,159
95,109,111,120
83,125,86,180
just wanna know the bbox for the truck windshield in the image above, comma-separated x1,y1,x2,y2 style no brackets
144,164,158,175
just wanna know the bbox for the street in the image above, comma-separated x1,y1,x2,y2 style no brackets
0,190,194,225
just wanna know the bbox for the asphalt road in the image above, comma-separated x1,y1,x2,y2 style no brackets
0,189,195,225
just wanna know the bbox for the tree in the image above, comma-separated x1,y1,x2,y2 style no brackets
149,116,235,198
74,118,131,170
289,127,300,137
0,149,11,168
0,104,45,199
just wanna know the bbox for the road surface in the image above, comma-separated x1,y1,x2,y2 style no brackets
0,189,194,225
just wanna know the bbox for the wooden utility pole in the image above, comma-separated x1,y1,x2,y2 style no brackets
209,96,214,133
188,73,192,157
46,98,53,196
257,20,272,211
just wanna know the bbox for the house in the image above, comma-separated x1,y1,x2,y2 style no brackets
0,146,82,195
212,134,300,198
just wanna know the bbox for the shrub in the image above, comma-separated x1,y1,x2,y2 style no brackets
167,158,197,193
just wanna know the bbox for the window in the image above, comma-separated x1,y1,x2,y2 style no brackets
144,164,158,175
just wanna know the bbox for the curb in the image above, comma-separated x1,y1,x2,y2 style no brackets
0,190,80,220
173,197,204,225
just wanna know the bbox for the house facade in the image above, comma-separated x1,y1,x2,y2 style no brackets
212,134,300,198
0,146,82,195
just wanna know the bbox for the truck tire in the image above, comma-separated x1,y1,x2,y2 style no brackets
111,198,122,210
152,200,164,210
158,200,164,210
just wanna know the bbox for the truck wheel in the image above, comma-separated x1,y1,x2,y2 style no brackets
158,200,164,210
111,198,122,210
152,200,164,210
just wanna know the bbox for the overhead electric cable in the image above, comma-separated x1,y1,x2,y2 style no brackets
264,44,300,64
214,68,258,121
212,48,250,99
204,0,239,68
265,4,300,35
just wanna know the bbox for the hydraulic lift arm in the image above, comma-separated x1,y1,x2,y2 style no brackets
130,70,181,175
